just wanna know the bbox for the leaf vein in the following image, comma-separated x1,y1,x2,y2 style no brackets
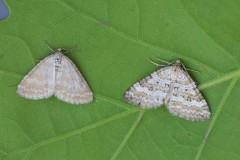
3,108,140,158
194,78,239,160
179,0,240,68
54,0,222,75
134,0,139,39
0,116,35,144
198,69,240,90
145,128,168,160
110,110,145,160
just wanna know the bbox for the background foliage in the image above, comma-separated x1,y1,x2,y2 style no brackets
0,0,240,160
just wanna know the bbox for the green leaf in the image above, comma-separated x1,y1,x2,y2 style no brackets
0,0,240,160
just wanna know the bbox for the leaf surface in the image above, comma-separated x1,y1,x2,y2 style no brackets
0,0,240,160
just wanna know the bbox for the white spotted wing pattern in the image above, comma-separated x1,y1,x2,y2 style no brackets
17,49,93,104
124,60,210,121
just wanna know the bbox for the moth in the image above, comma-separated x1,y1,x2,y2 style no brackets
17,44,93,104
124,60,210,121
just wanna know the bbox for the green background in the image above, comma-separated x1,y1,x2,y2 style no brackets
0,0,240,159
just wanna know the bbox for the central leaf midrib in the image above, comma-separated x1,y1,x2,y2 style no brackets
1,68,239,91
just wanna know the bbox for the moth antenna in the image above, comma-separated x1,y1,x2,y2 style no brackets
44,41,54,52
180,61,200,73
148,58,166,67
186,68,200,73
152,57,171,65
64,47,76,54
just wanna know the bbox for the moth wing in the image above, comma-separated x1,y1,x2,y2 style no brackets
54,55,93,104
124,67,173,108
17,55,55,99
165,68,210,121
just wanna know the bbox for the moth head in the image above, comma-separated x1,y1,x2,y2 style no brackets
55,48,75,55
44,41,75,54
56,48,63,52
170,60,182,67
175,60,181,64
172,60,199,73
